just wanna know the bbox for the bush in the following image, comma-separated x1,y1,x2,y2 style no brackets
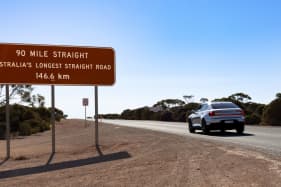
0,104,65,137
101,114,121,119
31,126,40,134
160,111,173,121
34,107,51,121
39,120,50,131
140,108,153,120
26,119,42,134
245,114,261,125
0,107,5,122
19,122,32,136
262,98,281,126
0,122,5,139
22,109,40,121
10,105,25,133
52,107,66,121
121,109,134,120
19,119,50,135
151,112,161,121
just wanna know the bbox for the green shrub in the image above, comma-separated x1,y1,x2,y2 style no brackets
19,119,50,136
151,112,161,121
245,114,261,125
19,119,43,136
22,109,40,121
0,107,5,121
262,98,281,126
0,122,5,139
27,119,42,134
46,107,66,122
19,122,32,136
0,104,64,137
31,126,40,134
34,107,51,121
38,120,50,132
160,111,173,121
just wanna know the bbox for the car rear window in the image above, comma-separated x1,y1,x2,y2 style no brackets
211,103,239,109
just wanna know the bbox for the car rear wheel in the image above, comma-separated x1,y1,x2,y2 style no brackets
236,124,244,134
201,119,209,134
188,120,195,133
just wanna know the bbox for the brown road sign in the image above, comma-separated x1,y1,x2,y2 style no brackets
0,43,115,85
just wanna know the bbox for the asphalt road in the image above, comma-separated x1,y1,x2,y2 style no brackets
102,119,281,155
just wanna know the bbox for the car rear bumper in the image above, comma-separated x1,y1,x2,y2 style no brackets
207,120,244,130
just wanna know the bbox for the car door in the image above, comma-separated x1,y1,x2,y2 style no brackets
191,104,203,125
193,104,209,125
199,104,209,124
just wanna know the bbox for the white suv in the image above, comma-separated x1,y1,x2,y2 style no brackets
187,102,245,134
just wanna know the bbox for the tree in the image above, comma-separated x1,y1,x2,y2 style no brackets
276,93,281,99
30,94,45,107
0,85,33,106
200,98,209,103
153,99,185,110
0,85,45,107
183,95,194,104
229,93,252,103
212,97,232,102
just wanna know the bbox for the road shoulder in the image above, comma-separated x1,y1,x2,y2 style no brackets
0,119,280,186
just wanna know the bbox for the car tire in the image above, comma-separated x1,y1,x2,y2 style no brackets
188,120,195,133
201,119,209,134
236,123,244,134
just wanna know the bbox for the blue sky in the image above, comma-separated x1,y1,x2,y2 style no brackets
1,0,281,118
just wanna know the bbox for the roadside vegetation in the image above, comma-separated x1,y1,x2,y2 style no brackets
101,92,281,126
0,85,66,139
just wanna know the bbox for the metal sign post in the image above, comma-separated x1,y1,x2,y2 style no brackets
5,85,10,159
82,98,89,127
51,85,55,154
85,105,87,127
95,86,99,146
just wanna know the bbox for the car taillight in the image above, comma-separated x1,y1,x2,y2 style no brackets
209,111,216,116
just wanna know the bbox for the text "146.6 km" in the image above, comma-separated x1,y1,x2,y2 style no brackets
35,72,70,81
